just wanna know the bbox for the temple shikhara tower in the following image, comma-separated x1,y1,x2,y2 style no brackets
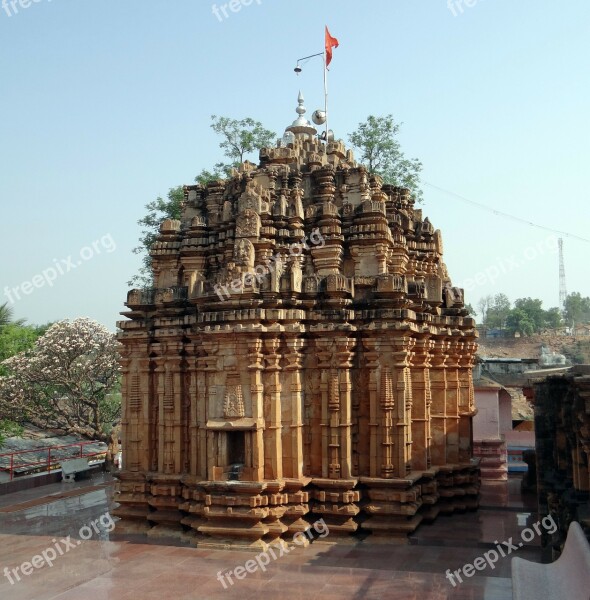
115,95,480,547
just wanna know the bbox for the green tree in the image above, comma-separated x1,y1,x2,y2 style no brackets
130,115,276,287
513,298,547,332
348,115,423,202
194,164,230,186
564,340,590,365
0,419,22,448
0,323,49,374
477,295,493,325
504,297,563,334
506,308,535,336
486,294,511,329
210,115,275,165
0,302,25,329
544,307,563,329
0,308,44,444
564,292,590,326
130,186,184,288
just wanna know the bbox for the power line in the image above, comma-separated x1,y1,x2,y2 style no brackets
423,181,590,244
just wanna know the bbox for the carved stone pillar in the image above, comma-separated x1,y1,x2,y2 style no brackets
113,342,153,534
410,337,433,472
335,337,355,479
311,335,358,538
458,339,477,464
445,339,461,465
359,334,423,539
247,337,265,482
392,336,413,477
263,336,283,481
283,337,305,479
315,336,354,479
179,338,207,545
362,338,380,478
429,339,449,466
148,339,186,538
259,336,288,547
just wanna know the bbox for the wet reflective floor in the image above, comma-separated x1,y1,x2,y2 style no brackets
0,474,541,599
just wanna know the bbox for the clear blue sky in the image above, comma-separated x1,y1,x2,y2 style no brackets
1,0,589,329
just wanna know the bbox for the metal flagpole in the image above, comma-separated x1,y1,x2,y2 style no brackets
323,50,329,145
293,46,330,147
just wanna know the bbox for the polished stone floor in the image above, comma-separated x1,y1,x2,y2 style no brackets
0,474,541,599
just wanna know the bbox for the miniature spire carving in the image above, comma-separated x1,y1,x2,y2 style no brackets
224,384,245,419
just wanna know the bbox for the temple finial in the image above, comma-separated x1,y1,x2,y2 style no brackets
285,91,317,137
296,91,306,116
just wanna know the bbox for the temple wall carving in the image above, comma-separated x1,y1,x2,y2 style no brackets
115,112,479,546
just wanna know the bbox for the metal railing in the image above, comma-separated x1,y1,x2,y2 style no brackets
0,441,107,482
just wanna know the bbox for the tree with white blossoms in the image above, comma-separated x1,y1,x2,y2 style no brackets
0,318,121,465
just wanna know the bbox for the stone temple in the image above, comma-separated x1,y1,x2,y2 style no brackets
115,94,480,548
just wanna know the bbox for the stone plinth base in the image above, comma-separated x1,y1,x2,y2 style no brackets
114,465,480,546
473,439,508,481
310,478,360,539
197,520,270,551
359,474,424,536
112,472,152,534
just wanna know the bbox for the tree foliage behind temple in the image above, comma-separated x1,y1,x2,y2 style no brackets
129,113,425,286
348,115,423,202
564,292,590,326
475,293,565,335
130,115,276,288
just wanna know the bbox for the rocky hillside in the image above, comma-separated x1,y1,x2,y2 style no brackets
477,331,590,363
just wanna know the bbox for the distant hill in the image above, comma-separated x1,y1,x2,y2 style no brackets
477,330,590,364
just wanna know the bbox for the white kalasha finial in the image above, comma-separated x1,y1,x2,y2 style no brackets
296,90,306,116
285,91,317,137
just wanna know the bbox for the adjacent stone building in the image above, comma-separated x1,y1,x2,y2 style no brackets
534,366,590,556
114,95,480,547
472,376,510,481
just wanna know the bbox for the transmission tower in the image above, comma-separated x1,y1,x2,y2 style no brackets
559,238,567,312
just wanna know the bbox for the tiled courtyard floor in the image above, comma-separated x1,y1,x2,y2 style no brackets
0,474,542,599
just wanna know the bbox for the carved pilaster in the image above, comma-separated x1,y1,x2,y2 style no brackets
410,337,433,472
263,336,283,480
284,337,305,479
429,338,450,466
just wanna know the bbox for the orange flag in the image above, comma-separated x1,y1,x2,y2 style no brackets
325,26,339,68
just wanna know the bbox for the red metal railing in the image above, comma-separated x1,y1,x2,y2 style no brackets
0,441,107,482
